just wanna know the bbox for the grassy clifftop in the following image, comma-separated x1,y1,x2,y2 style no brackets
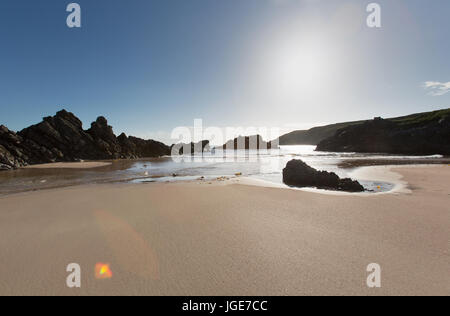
278,109,450,146
278,121,364,145
315,108,450,155
389,108,450,126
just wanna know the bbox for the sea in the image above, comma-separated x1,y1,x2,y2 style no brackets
0,145,446,196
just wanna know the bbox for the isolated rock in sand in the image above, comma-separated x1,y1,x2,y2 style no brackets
283,160,365,192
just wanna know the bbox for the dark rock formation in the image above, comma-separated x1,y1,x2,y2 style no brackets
316,109,450,155
19,110,99,162
0,110,171,170
221,135,274,150
120,135,171,158
282,160,365,192
86,116,122,159
171,140,210,155
0,125,30,170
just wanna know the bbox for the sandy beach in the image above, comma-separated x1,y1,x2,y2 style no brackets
0,165,448,296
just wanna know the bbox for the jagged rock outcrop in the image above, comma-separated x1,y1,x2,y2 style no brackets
0,123,64,169
316,109,450,155
221,135,273,150
283,160,365,192
0,125,27,169
171,140,210,155
19,110,98,162
86,116,122,159
119,134,170,158
0,110,171,170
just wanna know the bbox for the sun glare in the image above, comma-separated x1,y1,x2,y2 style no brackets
270,38,333,99
279,50,323,88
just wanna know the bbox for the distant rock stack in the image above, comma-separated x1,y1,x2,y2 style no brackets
0,110,171,170
171,140,210,156
221,135,274,150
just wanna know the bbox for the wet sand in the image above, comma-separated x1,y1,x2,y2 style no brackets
338,157,450,169
23,161,112,169
0,165,448,296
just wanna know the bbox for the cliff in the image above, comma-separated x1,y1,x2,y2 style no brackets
316,109,450,155
278,121,364,145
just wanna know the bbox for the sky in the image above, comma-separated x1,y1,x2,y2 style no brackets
0,0,449,144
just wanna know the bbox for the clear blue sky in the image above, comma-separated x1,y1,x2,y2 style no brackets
0,0,449,143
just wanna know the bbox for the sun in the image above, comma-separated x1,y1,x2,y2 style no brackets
279,49,323,88
269,38,333,99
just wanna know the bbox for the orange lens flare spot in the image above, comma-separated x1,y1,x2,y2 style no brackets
95,263,113,279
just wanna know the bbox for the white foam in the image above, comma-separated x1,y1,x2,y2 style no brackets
348,165,412,194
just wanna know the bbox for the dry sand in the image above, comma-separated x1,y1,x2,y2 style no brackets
23,161,112,169
0,165,448,296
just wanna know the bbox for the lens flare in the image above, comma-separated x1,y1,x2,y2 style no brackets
95,263,113,279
